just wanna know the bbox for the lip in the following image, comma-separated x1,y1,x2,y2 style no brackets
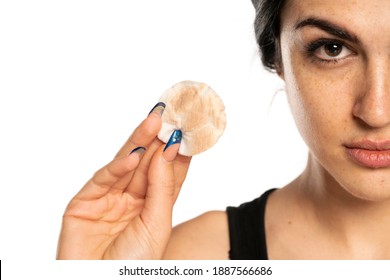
345,140,390,168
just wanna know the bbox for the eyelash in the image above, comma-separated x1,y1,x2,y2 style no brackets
305,38,353,64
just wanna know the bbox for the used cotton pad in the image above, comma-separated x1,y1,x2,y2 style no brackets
158,80,226,156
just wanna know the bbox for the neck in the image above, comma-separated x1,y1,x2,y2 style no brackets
295,154,390,258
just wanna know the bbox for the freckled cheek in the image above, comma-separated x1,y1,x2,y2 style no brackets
284,63,353,147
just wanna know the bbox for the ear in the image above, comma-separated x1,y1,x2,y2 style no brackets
274,41,284,79
274,62,284,80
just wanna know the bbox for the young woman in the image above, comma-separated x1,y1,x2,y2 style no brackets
57,0,390,259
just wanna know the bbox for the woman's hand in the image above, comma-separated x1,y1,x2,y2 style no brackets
57,103,191,259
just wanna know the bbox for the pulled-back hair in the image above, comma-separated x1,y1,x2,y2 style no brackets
251,0,285,71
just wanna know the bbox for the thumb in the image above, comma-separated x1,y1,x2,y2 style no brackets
142,130,182,233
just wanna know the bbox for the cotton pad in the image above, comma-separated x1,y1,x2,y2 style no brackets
157,80,226,156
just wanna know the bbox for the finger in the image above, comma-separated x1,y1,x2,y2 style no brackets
125,139,192,200
172,154,192,201
77,147,146,199
141,131,182,232
124,137,163,198
94,102,164,199
115,102,165,158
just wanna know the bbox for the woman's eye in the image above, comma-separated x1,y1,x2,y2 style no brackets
314,42,353,61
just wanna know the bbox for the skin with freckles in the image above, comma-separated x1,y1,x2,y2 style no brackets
255,0,390,259
279,0,390,202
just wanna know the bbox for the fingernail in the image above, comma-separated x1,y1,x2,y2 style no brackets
164,130,182,152
148,102,166,116
129,146,146,156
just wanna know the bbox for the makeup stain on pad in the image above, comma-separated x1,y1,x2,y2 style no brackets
157,80,226,156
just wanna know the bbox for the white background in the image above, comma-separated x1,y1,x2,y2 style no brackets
0,0,308,265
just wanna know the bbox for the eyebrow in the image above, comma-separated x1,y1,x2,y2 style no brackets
295,17,358,43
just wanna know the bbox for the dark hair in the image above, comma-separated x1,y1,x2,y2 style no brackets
251,0,285,71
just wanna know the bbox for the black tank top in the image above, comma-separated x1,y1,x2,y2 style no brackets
226,189,276,260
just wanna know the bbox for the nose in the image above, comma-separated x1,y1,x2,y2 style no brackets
352,60,390,128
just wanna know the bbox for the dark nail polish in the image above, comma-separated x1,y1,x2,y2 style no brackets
164,130,182,152
129,146,146,156
148,102,166,116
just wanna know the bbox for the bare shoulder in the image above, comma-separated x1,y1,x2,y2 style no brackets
163,211,230,260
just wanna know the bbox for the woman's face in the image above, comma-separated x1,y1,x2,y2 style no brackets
279,0,390,201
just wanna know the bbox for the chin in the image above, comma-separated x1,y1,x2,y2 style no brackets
336,169,390,202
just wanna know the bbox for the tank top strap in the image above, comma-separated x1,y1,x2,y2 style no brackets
226,188,277,260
